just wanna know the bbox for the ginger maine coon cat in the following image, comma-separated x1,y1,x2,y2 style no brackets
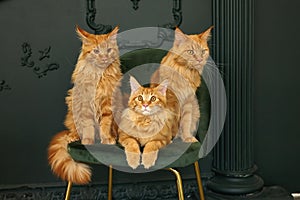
48,26,122,184
151,26,212,143
118,76,179,169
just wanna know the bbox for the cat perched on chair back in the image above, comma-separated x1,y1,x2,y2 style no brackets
151,26,212,143
118,76,180,169
48,26,123,184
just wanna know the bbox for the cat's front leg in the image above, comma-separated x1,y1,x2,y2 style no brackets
142,140,166,169
99,102,116,144
190,95,200,137
99,117,115,144
180,100,199,143
119,135,141,169
81,118,96,145
81,126,96,145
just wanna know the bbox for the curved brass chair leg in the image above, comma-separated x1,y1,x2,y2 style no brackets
64,181,72,200
194,161,205,200
108,165,113,200
168,168,184,200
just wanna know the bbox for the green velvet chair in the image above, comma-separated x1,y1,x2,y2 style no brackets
65,48,211,200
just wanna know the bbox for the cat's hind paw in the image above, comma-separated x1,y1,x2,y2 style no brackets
125,151,141,169
142,150,158,169
182,136,198,143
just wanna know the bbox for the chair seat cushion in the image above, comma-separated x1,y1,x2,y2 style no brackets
68,139,201,171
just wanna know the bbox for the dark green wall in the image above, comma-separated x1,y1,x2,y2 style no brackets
0,0,85,185
0,0,212,186
254,0,300,193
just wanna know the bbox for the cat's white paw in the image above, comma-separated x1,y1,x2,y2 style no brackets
101,137,116,145
81,138,95,145
182,136,198,143
82,126,95,144
125,151,140,169
142,150,158,169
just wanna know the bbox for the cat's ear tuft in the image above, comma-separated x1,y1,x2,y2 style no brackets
157,79,169,96
174,27,187,46
199,26,213,41
108,26,119,41
129,76,141,94
76,25,90,40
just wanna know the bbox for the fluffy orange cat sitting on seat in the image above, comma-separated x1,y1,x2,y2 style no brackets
118,76,180,169
66,26,123,145
151,26,212,143
48,26,122,184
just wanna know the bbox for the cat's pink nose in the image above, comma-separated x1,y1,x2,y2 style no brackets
143,104,148,108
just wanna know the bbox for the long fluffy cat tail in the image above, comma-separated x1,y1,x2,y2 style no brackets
48,130,91,184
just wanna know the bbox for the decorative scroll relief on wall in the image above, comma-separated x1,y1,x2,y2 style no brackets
86,0,182,34
86,0,182,50
161,0,182,29
20,42,60,78
118,28,174,50
86,0,113,34
130,0,140,10
0,80,11,92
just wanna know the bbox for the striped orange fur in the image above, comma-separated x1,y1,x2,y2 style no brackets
118,76,179,169
48,130,91,184
151,26,213,142
48,26,123,184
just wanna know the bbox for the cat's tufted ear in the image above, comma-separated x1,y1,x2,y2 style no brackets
108,26,119,41
199,26,213,41
174,27,188,46
76,25,92,43
129,76,141,94
157,79,168,96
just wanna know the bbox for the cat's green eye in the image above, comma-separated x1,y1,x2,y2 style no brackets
150,96,156,102
187,50,194,55
93,49,100,54
137,95,143,101
202,49,208,54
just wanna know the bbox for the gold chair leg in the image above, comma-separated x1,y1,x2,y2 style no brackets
168,168,184,200
194,161,205,200
108,165,113,200
64,181,72,200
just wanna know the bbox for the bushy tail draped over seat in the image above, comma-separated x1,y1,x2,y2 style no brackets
48,130,91,184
